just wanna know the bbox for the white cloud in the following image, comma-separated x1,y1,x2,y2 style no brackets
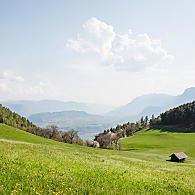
28,82,46,95
0,75,49,101
0,72,24,82
0,83,9,92
67,18,174,72
67,17,115,60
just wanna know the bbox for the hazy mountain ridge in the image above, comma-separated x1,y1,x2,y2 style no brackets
28,110,114,139
2,100,114,117
2,87,195,139
29,110,103,123
107,87,195,120
107,94,174,117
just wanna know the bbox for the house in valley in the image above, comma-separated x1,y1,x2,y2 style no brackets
169,152,188,163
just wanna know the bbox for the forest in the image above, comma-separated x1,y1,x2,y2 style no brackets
0,104,84,145
94,101,195,148
150,101,195,130
0,104,36,131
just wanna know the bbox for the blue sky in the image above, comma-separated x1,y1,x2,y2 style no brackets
0,0,195,106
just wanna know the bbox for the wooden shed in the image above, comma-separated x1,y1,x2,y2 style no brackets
169,152,188,163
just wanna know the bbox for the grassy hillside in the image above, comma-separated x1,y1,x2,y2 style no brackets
121,129,195,162
0,123,65,146
0,125,195,194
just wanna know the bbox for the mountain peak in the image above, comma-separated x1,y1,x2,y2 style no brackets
182,87,195,96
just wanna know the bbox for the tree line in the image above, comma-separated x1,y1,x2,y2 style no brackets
92,101,195,149
150,101,195,129
2,100,194,150
0,104,36,130
0,104,84,145
91,116,149,149
0,103,149,149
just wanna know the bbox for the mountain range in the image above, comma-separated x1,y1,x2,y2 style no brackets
2,100,114,117
2,87,195,139
28,110,112,139
107,87,195,121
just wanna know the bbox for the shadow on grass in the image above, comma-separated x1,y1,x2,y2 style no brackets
120,148,138,151
146,126,195,133
166,159,174,162
166,159,186,163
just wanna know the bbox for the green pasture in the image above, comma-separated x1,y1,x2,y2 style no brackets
0,124,194,194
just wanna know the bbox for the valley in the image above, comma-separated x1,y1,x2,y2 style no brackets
3,87,195,139
1,2,195,194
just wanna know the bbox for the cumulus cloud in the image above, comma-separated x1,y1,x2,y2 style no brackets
67,18,174,72
67,17,115,60
0,72,24,82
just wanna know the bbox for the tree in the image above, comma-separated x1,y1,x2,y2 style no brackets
144,116,149,128
68,129,79,144
61,131,71,143
96,132,111,148
86,140,100,147
45,125,61,141
140,116,144,127
150,114,155,126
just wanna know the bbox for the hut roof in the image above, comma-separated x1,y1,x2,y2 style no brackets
170,152,188,160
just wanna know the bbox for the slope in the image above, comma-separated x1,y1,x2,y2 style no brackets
0,123,63,146
121,129,195,161
0,125,195,194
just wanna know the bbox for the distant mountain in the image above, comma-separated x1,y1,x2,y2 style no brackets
138,106,162,119
2,87,195,139
2,100,114,117
174,87,195,106
106,87,195,121
29,110,103,123
106,94,174,118
28,110,114,139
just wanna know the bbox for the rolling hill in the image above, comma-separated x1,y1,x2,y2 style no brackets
0,123,58,145
28,110,114,139
0,124,194,194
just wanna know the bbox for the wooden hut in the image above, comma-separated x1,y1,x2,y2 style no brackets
169,152,188,162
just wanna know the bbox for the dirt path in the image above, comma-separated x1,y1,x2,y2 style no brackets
0,138,36,145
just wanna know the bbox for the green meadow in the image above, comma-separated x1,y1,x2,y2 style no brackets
0,124,195,194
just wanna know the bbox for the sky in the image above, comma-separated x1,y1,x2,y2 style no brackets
0,0,195,106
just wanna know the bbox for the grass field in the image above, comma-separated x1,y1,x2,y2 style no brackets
0,124,195,194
